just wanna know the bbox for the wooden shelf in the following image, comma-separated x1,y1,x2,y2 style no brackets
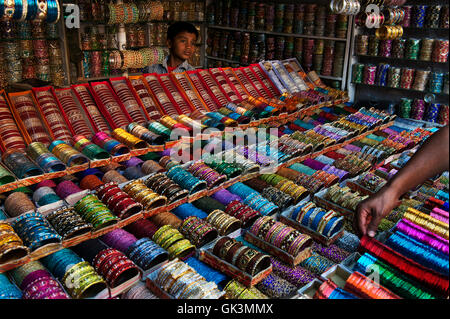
207,25,348,42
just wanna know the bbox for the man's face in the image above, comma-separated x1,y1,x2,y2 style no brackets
168,31,197,61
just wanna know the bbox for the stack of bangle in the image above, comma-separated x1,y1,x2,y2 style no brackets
142,160,165,175
312,170,340,187
252,142,292,163
122,281,158,299
147,121,172,138
0,273,22,299
73,135,110,160
403,208,449,239
60,259,106,299
344,271,400,299
314,279,358,299
179,216,218,248
32,186,60,207
164,164,207,194
205,210,242,236
4,192,36,217
160,115,192,132
255,272,299,299
11,212,62,251
127,123,166,145
111,128,148,150
0,164,16,186
96,182,143,219
290,202,344,238
1,150,43,179
259,174,308,204
187,161,227,189
46,206,92,240
290,131,325,151
333,154,373,176
244,178,293,211
73,194,119,230
145,173,189,203
223,279,268,299
152,225,195,260
357,172,387,192
278,135,313,156
92,132,130,156
126,237,168,271
92,248,140,288
325,185,369,211
11,263,69,299
300,252,335,275
235,146,274,167
228,183,279,216
0,222,29,264
225,201,262,228
102,170,129,184
48,140,89,167
122,180,167,210
250,216,312,257
202,155,243,179
152,259,223,299
213,237,271,276
26,142,66,173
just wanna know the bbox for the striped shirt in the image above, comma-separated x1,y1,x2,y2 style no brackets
143,56,196,74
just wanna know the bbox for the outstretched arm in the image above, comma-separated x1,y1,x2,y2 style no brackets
355,125,449,237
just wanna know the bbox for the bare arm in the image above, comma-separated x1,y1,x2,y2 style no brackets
355,125,449,237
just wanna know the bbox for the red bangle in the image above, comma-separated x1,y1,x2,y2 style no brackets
114,198,141,217
109,262,139,287
94,249,123,271
107,192,130,208
97,183,120,200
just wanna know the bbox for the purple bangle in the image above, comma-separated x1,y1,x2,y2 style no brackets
212,189,243,205
432,207,449,218
303,158,326,171
430,213,449,224
101,228,138,253
344,144,361,152
270,257,317,286
383,128,398,135
396,219,449,255
311,242,351,264
124,157,144,168
20,270,53,290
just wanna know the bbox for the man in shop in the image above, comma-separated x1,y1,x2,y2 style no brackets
355,125,449,238
143,21,198,74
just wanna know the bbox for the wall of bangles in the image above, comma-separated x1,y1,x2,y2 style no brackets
0,0,71,89
349,0,449,124
204,0,354,91
67,0,206,83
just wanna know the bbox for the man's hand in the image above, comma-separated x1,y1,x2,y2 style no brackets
355,186,401,238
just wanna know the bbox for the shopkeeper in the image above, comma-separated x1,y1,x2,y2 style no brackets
143,21,198,74
356,125,449,238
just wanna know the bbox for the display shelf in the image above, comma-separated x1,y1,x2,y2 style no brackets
207,25,348,42
349,0,449,110
353,83,449,99
355,55,449,67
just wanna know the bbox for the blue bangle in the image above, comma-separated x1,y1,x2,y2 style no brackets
310,209,327,232
12,0,22,20
26,0,38,20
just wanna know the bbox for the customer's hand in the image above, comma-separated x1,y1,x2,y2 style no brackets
355,187,402,238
